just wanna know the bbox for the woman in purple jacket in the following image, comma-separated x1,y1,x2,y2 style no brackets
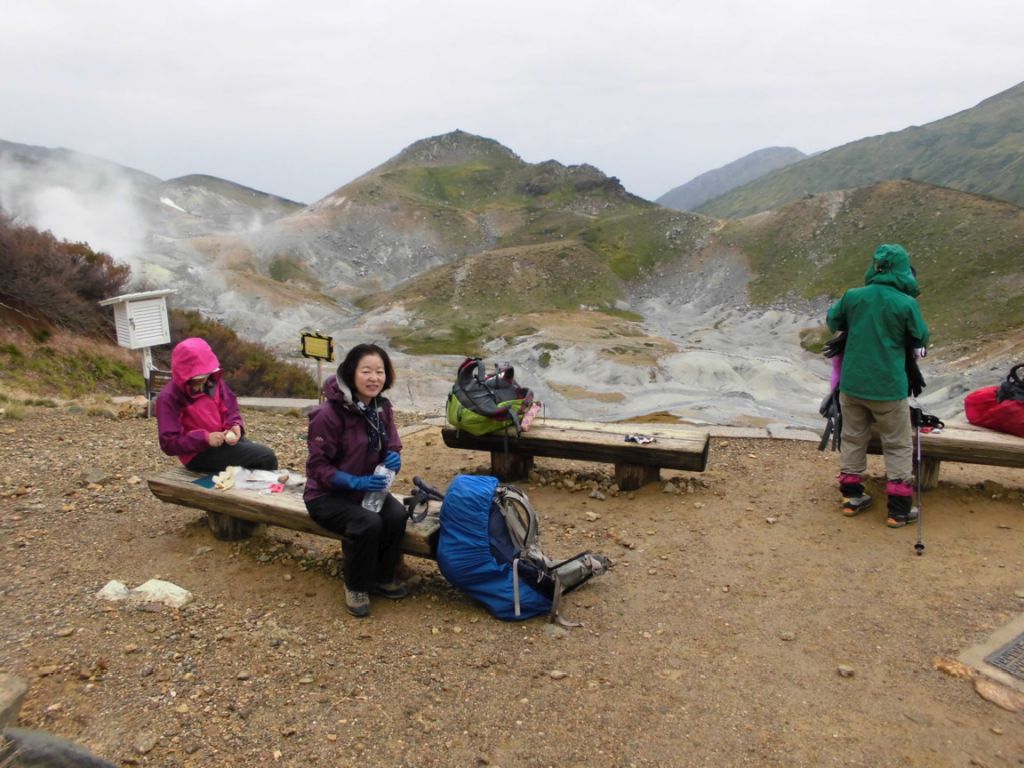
304,343,407,617
156,337,278,473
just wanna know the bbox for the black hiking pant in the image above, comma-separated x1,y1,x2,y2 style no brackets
185,438,278,473
306,493,408,592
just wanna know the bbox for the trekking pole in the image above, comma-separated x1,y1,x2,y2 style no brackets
911,407,925,556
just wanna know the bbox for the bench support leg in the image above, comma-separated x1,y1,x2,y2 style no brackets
919,457,941,492
207,511,262,541
489,452,534,482
615,464,660,491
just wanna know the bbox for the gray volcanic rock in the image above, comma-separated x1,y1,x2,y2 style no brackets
1,727,118,767
145,174,302,238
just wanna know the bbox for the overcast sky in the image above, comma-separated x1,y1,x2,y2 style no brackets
2,0,1021,204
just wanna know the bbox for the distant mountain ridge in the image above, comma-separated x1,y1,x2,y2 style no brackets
3,110,1024,427
697,79,1024,218
0,138,161,186
3,124,1022,361
656,146,806,211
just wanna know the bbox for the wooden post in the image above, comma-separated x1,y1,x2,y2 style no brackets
919,457,941,491
317,359,324,404
615,463,660,491
489,451,534,481
142,347,154,418
207,511,263,541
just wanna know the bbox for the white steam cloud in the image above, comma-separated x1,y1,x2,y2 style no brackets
0,150,149,274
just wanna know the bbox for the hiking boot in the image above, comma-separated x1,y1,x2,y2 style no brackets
371,581,409,600
841,494,873,517
838,474,865,498
887,506,920,529
344,587,371,617
886,492,915,528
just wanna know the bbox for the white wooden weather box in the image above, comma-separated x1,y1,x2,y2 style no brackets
99,289,175,349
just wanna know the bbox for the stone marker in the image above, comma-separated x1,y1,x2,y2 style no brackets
1,726,118,767
0,673,28,729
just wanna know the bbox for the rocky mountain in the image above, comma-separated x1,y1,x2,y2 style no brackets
157,130,715,349
697,79,1024,218
3,115,1023,428
656,146,806,212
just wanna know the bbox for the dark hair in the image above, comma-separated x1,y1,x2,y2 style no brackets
337,343,396,396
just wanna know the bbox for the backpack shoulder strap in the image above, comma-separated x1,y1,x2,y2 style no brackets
456,357,485,388
495,484,539,553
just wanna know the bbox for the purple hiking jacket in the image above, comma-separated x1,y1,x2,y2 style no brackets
304,374,402,504
156,338,243,465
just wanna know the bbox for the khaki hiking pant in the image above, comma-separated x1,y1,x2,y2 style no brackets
839,393,913,483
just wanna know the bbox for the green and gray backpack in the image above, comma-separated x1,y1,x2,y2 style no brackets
446,358,536,437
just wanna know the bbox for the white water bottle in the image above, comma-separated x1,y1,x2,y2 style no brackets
361,463,395,513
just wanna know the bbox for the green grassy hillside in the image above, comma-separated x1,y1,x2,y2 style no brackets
699,80,1024,218
363,240,626,354
342,132,716,353
720,180,1024,347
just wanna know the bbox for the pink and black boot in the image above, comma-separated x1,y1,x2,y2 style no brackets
885,480,918,528
839,473,872,517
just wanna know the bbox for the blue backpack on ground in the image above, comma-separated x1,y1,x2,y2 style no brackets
436,474,612,623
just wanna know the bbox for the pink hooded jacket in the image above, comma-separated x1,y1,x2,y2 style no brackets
156,338,243,465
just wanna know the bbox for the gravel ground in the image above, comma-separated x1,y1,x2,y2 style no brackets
1,404,1023,767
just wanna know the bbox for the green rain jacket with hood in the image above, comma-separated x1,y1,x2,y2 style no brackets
826,244,930,401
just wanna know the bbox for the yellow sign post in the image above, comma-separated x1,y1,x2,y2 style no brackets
301,332,334,403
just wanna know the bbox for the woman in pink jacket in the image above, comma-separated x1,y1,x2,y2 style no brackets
156,337,277,473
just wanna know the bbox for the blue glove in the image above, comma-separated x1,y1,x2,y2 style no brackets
384,450,402,472
331,471,389,492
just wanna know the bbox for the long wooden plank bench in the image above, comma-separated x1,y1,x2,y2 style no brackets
147,466,441,558
868,420,1024,490
440,418,710,490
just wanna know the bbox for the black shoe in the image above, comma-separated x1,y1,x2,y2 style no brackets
371,581,409,600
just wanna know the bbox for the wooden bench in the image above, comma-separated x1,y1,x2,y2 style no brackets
441,418,710,490
868,420,1024,490
147,466,441,558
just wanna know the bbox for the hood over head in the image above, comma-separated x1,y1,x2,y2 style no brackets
863,243,920,296
171,337,222,388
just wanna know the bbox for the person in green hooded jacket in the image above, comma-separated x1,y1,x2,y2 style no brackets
826,243,929,528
